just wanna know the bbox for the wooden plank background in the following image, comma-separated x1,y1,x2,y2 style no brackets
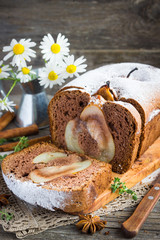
0,1,160,239
0,0,160,95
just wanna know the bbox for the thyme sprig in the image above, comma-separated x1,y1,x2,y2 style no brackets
0,137,21,145
0,136,29,166
0,137,28,221
0,154,7,161
111,177,137,201
0,209,13,221
13,136,29,152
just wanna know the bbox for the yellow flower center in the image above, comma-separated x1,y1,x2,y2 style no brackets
66,65,77,74
13,43,25,55
22,67,30,75
51,43,61,54
0,68,2,73
48,71,58,81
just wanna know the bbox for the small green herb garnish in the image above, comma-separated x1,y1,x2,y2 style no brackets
13,136,29,152
0,137,29,168
111,177,137,201
0,154,7,168
0,137,21,145
0,137,28,220
0,154,7,161
0,209,13,221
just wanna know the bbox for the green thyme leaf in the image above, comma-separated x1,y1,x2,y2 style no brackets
111,177,137,201
0,154,7,169
0,139,7,145
0,154,7,160
0,137,21,145
0,137,29,168
0,209,13,221
132,194,138,201
13,136,29,152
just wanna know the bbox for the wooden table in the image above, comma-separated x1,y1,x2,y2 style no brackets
0,0,160,239
0,203,160,240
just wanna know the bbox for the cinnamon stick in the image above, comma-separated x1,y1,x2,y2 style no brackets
0,112,16,131
0,135,51,152
0,124,39,139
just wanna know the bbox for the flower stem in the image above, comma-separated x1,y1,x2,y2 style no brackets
4,79,18,100
2,77,17,81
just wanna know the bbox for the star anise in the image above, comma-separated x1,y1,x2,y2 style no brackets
0,194,10,207
76,214,107,234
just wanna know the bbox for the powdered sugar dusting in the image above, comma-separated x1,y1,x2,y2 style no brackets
64,63,160,122
2,172,71,211
147,109,160,123
89,95,106,108
64,63,160,95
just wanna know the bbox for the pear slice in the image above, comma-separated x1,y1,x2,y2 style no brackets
33,152,68,164
65,120,84,154
29,160,91,183
80,104,115,162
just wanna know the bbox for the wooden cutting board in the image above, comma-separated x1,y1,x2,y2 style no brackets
81,137,160,214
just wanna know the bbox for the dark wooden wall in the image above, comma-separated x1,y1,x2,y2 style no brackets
0,0,160,94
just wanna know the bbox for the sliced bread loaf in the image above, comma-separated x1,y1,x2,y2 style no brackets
2,142,112,213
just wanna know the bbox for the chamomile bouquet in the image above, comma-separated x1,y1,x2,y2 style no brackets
0,33,87,112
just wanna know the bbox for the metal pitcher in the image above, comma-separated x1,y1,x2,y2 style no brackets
15,77,49,129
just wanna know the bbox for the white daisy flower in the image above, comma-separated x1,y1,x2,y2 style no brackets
39,33,70,62
0,60,11,79
16,65,36,83
62,55,87,78
3,38,36,67
0,98,16,112
38,61,65,88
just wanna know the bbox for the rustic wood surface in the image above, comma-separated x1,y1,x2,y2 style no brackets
0,0,160,239
0,0,160,95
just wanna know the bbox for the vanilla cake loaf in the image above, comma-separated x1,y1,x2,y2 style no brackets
48,63,160,173
2,142,112,213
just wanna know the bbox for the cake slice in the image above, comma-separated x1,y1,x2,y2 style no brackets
2,142,112,213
